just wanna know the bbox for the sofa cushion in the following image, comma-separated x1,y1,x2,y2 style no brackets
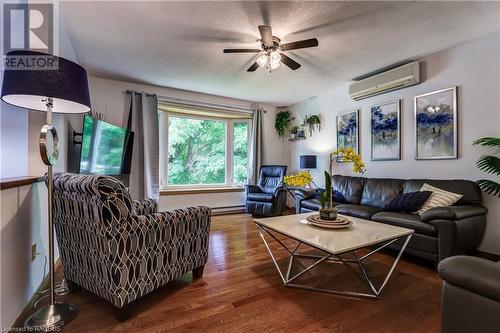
403,179,482,205
383,191,432,213
416,183,463,215
360,178,405,208
301,198,322,211
332,175,366,204
247,192,274,202
336,204,380,219
333,190,347,203
372,212,437,236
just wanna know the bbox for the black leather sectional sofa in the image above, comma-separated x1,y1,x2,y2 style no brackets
295,175,488,262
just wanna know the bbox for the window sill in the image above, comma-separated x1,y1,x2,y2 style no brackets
160,186,245,196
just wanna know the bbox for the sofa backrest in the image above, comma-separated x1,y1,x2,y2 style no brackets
258,165,287,194
403,179,483,205
361,178,406,208
332,175,366,204
331,175,483,207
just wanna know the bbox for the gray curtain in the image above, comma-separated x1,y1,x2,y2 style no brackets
126,91,159,201
248,106,264,185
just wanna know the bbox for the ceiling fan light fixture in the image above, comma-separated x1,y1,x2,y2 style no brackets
257,54,267,68
270,59,281,70
270,51,281,64
269,51,281,70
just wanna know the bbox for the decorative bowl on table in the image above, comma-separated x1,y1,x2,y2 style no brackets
305,214,352,229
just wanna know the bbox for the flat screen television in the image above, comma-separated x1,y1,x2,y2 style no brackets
79,115,134,175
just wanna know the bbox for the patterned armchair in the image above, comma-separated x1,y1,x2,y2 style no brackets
51,173,211,321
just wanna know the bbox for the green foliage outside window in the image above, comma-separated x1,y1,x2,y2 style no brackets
168,116,226,185
233,122,248,184
167,116,249,186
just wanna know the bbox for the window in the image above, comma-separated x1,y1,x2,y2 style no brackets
159,109,251,189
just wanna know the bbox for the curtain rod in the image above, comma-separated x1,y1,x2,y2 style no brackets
125,89,265,114
158,95,255,114
125,90,156,98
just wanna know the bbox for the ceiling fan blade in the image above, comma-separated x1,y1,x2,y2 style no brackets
223,49,261,53
281,38,319,51
280,54,301,70
258,25,273,46
247,62,259,72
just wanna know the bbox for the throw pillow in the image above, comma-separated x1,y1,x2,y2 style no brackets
333,190,346,203
383,191,432,213
416,183,463,215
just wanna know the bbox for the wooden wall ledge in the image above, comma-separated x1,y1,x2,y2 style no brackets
160,187,244,195
0,176,44,190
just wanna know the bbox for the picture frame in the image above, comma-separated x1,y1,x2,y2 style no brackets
414,87,458,160
336,109,359,161
370,100,401,161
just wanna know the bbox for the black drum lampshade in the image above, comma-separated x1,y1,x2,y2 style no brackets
300,155,317,169
1,50,91,113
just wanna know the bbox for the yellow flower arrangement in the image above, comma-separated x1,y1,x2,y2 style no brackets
284,171,313,187
331,147,366,174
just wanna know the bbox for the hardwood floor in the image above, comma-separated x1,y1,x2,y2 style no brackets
55,214,441,332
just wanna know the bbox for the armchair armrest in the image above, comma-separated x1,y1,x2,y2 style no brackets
421,205,488,222
132,198,158,215
245,184,262,194
273,186,286,198
438,256,500,302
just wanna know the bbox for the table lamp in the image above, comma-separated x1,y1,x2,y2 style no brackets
1,50,91,330
299,155,317,170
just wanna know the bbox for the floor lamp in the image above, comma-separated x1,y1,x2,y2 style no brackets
1,50,91,330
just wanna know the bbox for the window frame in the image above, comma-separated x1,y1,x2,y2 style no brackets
159,111,251,190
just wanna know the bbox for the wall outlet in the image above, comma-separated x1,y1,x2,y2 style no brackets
31,243,37,261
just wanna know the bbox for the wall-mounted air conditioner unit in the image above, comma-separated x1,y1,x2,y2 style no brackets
349,61,421,101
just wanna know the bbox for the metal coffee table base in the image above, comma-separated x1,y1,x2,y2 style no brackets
256,225,412,299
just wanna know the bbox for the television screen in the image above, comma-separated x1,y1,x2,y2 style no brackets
79,115,134,175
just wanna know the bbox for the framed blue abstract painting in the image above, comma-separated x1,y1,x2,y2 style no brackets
370,100,401,161
336,110,359,157
414,87,458,160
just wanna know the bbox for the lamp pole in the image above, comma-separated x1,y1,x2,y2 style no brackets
25,98,78,331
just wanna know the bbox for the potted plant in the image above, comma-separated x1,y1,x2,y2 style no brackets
289,126,300,140
305,114,321,136
319,170,337,220
319,147,366,220
275,110,291,138
473,137,500,197
284,147,366,221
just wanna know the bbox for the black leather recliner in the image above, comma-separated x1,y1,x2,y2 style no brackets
245,165,287,217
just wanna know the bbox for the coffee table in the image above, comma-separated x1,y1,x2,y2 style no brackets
254,213,413,298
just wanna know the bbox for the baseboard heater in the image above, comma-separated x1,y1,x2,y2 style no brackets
211,205,245,216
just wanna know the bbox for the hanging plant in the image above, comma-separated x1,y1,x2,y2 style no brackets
275,110,291,138
305,114,321,136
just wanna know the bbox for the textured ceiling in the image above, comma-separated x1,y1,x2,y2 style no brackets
60,1,500,105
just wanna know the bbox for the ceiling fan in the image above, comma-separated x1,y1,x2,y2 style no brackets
223,25,319,72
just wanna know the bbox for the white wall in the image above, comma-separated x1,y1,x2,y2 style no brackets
0,105,28,178
85,76,287,210
288,31,500,254
0,182,52,328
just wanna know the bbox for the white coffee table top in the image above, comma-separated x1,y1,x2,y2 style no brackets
254,213,414,255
